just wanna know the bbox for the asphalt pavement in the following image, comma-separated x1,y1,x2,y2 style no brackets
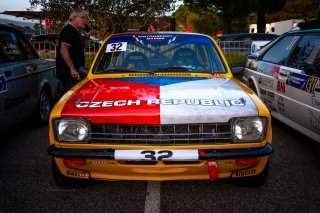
0,119,319,213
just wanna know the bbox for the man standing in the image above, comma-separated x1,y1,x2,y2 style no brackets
56,8,90,96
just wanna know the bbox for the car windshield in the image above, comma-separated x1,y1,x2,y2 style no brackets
92,33,226,74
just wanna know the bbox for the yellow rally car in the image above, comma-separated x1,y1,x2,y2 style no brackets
48,32,273,188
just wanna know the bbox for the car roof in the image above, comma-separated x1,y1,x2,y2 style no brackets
216,33,279,41
111,31,212,38
30,33,60,40
284,28,320,35
0,24,23,32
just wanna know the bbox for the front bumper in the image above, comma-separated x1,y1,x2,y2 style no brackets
48,144,274,160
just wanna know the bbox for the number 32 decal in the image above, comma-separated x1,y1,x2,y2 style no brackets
106,42,127,52
114,149,198,161
141,150,173,160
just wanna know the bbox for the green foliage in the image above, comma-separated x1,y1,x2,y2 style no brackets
257,0,287,33
183,0,258,33
224,53,247,69
29,0,177,35
173,4,222,35
266,0,318,22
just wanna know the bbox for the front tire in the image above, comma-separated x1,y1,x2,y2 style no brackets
34,89,51,126
51,158,91,188
233,160,269,187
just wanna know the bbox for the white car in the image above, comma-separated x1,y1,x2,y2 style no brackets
242,26,320,143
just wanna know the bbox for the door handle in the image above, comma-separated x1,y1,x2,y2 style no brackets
26,65,38,73
4,70,12,77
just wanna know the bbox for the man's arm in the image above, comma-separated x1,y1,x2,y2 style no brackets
60,43,80,80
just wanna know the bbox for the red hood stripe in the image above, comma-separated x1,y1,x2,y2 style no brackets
61,79,160,124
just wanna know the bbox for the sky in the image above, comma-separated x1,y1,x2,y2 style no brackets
0,0,38,21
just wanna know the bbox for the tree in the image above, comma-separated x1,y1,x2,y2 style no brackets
266,0,318,23
183,0,258,34
173,4,222,35
256,0,286,33
29,0,177,35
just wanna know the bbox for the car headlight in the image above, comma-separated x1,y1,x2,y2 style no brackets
231,117,267,142
54,118,89,142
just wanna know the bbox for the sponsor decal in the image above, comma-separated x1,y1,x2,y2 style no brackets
277,81,286,93
66,170,88,178
0,74,7,93
312,81,320,107
267,91,275,100
286,73,308,91
260,88,266,96
306,77,319,94
234,169,256,177
134,34,177,44
88,160,115,165
278,97,285,113
257,61,280,77
273,66,281,79
261,90,277,112
75,98,246,108
4,92,30,110
258,77,274,89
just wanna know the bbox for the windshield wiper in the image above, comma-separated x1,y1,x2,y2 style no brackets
155,67,189,72
105,68,155,74
155,67,212,74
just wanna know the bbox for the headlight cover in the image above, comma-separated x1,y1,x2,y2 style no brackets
54,118,89,142
231,117,267,142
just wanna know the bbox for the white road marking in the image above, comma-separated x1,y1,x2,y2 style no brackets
144,181,161,213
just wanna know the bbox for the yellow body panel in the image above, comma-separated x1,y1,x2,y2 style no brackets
54,156,269,181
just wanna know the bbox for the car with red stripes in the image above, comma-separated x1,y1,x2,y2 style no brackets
48,31,273,188
242,21,320,144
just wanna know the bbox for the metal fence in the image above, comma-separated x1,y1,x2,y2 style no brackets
216,41,252,55
30,40,102,65
31,40,251,63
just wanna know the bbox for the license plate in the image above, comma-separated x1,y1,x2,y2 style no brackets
114,150,199,161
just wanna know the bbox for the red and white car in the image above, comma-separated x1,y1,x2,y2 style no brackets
48,31,273,188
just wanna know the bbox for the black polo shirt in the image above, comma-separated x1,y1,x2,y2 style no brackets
56,24,85,79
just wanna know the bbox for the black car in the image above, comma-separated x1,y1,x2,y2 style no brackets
215,33,279,42
216,33,279,54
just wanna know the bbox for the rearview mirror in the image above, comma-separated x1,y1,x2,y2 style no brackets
231,67,244,76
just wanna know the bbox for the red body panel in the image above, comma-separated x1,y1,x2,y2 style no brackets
61,79,160,124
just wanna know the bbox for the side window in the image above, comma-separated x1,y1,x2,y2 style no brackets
262,35,300,65
0,29,37,63
287,35,320,76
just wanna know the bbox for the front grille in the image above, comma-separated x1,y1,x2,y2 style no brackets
90,123,231,145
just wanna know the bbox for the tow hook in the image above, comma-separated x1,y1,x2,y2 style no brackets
207,160,219,181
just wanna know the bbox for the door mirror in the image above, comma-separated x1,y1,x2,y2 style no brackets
231,67,244,76
79,66,89,79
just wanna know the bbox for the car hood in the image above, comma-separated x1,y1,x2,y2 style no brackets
61,77,258,124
